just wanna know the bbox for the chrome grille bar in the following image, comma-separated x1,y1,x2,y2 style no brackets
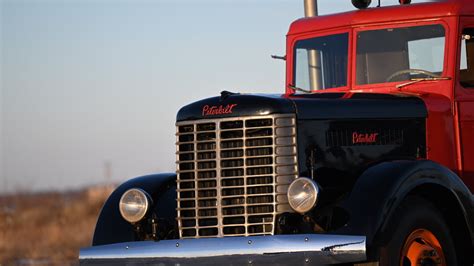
176,114,297,239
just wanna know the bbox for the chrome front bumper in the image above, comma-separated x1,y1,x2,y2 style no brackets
79,234,366,265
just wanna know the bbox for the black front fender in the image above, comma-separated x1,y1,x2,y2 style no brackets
336,160,473,251
92,173,176,246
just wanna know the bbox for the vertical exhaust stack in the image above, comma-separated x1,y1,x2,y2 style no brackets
304,0,318,17
304,0,323,91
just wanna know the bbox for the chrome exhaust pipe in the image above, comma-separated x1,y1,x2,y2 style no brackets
304,0,318,17
304,0,322,91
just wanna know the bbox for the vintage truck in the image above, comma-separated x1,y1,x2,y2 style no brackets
80,0,474,265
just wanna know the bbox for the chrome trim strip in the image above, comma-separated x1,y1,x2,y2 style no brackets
80,234,366,265
215,115,224,237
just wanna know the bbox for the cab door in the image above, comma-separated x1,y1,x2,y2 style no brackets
456,17,474,193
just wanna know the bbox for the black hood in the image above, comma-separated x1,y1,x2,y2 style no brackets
290,93,427,119
176,92,427,122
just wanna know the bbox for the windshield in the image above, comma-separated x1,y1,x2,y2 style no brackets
356,24,446,85
294,33,349,91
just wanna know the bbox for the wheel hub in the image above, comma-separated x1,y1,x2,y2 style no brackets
401,229,446,266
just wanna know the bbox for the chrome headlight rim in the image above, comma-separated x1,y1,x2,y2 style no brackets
287,177,320,214
119,188,151,223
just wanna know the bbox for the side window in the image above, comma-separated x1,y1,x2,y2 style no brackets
460,28,474,88
294,33,349,91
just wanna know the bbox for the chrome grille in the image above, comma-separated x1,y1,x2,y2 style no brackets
176,114,297,239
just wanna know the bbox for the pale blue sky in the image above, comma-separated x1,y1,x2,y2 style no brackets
1,0,406,193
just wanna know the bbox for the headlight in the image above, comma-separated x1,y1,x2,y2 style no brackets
119,188,151,223
287,177,319,214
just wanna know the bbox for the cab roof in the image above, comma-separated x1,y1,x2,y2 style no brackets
288,0,473,35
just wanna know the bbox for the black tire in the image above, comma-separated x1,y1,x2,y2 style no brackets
379,197,457,266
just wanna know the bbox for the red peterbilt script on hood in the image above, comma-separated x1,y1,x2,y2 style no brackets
202,104,237,116
352,132,379,144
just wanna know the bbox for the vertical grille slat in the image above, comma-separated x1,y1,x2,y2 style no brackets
176,115,297,239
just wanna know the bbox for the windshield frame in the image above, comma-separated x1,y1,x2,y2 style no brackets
286,21,450,95
289,28,352,93
352,21,449,90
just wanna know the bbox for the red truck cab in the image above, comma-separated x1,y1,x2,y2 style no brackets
286,0,474,193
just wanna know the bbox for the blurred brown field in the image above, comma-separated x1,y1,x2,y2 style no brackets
0,186,113,266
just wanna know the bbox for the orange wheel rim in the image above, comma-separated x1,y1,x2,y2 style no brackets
401,229,446,266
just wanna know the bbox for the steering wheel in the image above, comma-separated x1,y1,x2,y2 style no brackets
386,69,440,82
